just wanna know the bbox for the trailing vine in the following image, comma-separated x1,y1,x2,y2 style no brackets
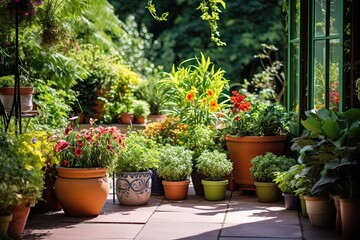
146,0,226,46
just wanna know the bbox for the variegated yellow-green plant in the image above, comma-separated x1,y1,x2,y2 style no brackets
158,53,229,126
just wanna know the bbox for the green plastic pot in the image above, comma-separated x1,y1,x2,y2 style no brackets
202,179,228,201
254,181,281,203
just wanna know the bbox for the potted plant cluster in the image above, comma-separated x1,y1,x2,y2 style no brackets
157,145,193,200
0,132,45,239
291,108,360,236
250,152,296,203
221,91,290,190
132,99,151,124
53,125,126,217
195,150,233,201
178,124,219,196
115,130,159,205
274,164,306,210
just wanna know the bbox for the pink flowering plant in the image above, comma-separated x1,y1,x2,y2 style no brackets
54,126,126,171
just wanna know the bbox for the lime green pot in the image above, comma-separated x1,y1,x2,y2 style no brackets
254,181,281,203
202,179,228,201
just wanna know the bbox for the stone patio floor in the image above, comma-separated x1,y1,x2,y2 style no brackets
23,184,342,240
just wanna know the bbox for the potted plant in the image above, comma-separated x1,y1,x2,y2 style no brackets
135,69,167,123
53,125,126,217
0,74,34,112
250,152,296,203
157,145,193,200
132,99,151,124
291,108,360,233
178,124,219,196
115,130,159,205
221,91,290,191
274,164,305,210
195,150,233,201
0,132,45,239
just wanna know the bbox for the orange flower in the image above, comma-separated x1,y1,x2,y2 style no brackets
185,87,197,102
209,99,219,112
207,89,215,97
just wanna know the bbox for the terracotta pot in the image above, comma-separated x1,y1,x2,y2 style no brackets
55,167,110,217
0,87,34,112
254,182,281,203
162,180,190,200
116,171,152,206
8,200,32,240
190,169,206,196
119,113,134,125
0,213,12,237
202,180,228,201
147,114,167,123
225,135,287,190
135,116,146,124
339,198,360,239
304,196,336,227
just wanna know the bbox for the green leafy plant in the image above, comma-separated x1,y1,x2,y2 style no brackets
133,99,151,118
220,91,290,137
157,145,193,181
195,150,233,181
274,164,306,193
0,132,46,216
177,124,219,159
159,53,229,126
291,108,360,198
115,131,159,172
54,125,126,172
250,152,297,182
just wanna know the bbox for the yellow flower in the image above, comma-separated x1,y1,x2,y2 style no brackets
200,98,207,106
209,99,219,112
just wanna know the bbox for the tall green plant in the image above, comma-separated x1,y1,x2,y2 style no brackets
159,53,229,126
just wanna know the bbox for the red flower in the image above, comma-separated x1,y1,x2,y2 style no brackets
74,148,83,156
77,140,84,147
63,126,72,135
54,140,69,152
62,160,69,167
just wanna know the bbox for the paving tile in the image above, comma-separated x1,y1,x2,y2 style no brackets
135,222,222,240
221,222,302,239
25,222,144,240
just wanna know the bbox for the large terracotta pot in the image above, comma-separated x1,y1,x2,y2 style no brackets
55,167,110,217
0,87,34,112
0,213,12,238
225,135,287,190
7,199,33,240
116,171,152,206
339,198,360,239
304,196,336,227
162,180,190,200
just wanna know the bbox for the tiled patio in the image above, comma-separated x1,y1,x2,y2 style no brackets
23,185,342,240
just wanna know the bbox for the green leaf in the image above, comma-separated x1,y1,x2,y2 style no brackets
301,118,322,134
321,118,341,140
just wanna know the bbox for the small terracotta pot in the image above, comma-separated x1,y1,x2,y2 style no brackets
8,200,32,240
119,113,134,125
162,180,190,200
